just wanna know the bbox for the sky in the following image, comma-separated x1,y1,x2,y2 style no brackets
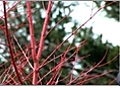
63,1,120,46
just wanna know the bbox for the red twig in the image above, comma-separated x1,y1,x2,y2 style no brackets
46,10,73,37
7,1,21,13
76,70,113,85
98,52,120,68
13,35,34,70
109,78,116,85
3,1,23,85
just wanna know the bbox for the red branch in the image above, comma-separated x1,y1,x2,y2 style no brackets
26,1,36,61
26,1,38,85
3,1,23,85
36,1,53,60
32,1,53,84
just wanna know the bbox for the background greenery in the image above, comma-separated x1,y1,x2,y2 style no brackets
0,1,119,85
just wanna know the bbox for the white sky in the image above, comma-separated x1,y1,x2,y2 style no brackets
63,1,120,46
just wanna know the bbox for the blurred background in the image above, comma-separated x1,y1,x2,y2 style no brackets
0,1,119,85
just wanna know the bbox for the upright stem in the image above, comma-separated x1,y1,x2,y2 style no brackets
3,1,23,85
36,1,53,60
26,1,36,62
26,1,38,85
34,1,53,84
